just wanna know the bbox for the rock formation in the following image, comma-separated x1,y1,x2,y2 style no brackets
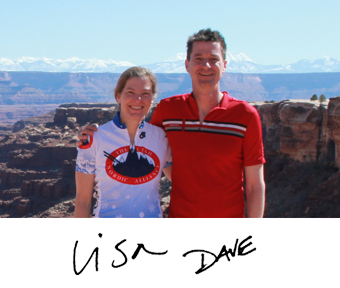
1,97,340,218
257,97,340,167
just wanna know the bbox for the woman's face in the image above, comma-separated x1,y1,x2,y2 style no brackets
116,76,154,125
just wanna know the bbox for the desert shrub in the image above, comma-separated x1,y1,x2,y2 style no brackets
319,94,326,102
310,94,318,100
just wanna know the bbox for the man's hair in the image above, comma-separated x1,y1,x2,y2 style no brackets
186,28,227,60
114,66,157,103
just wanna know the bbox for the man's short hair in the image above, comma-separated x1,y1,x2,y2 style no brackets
186,28,227,60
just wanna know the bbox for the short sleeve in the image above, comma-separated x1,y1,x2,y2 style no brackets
76,136,96,174
243,109,265,167
150,102,165,129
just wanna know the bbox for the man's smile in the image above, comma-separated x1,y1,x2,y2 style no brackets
199,72,213,76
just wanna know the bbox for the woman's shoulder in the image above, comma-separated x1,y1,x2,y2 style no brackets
97,120,115,131
145,122,166,134
95,120,117,135
144,122,168,142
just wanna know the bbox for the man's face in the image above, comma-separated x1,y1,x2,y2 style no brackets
185,41,227,91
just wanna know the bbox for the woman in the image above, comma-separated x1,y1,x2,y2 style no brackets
74,67,172,218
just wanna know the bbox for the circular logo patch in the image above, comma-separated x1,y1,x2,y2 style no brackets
79,135,93,149
105,145,160,185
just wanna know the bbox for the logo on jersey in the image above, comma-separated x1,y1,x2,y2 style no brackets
104,145,160,185
139,131,146,139
78,135,93,149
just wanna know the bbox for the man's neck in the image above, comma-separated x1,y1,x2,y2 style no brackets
192,87,223,124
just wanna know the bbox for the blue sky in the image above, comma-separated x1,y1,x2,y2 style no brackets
1,0,339,65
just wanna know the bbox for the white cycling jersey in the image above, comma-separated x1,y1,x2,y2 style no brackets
76,113,172,218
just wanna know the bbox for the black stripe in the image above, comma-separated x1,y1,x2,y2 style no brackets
184,127,200,131
201,128,244,137
165,128,183,132
184,119,200,123
163,119,183,122
203,120,247,128
165,126,182,129
182,129,244,138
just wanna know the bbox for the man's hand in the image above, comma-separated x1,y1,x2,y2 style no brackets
76,124,99,146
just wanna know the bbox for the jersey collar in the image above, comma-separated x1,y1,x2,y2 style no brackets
113,112,145,129
189,91,230,112
218,91,229,109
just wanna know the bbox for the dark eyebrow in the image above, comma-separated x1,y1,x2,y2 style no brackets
124,86,152,92
192,52,221,58
124,86,136,90
211,53,221,57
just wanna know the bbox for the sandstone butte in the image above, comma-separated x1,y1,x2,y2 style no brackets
1,97,340,218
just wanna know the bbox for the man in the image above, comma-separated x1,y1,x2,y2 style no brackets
79,28,265,218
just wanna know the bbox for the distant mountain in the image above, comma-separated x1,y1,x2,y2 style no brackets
0,57,133,73
1,71,340,106
1,54,340,74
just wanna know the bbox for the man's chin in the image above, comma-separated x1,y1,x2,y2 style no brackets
196,80,218,89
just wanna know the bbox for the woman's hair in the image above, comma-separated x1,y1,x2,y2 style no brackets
114,66,157,103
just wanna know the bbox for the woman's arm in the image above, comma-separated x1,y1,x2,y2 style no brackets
74,172,95,218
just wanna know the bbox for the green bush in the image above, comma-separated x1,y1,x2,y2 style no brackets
319,94,326,102
310,94,318,100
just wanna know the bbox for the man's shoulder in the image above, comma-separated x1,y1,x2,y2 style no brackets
151,94,191,127
158,93,191,106
225,93,258,114
144,122,166,136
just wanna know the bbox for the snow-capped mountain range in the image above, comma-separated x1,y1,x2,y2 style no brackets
1,54,340,74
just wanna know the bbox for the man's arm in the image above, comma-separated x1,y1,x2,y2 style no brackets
77,124,98,147
74,172,95,218
245,164,265,218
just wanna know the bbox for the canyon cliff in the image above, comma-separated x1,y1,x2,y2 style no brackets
1,98,340,217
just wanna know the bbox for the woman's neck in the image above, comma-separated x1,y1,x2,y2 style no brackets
119,113,142,145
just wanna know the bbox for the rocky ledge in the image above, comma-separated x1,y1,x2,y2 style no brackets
257,97,340,166
1,97,340,218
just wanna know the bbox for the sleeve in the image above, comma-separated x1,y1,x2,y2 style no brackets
76,135,96,174
163,136,172,168
151,102,172,167
243,108,266,167
150,102,165,130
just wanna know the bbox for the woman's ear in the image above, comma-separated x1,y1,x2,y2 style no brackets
116,94,121,104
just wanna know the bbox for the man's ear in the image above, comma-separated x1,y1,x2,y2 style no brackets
185,59,189,73
223,60,227,73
